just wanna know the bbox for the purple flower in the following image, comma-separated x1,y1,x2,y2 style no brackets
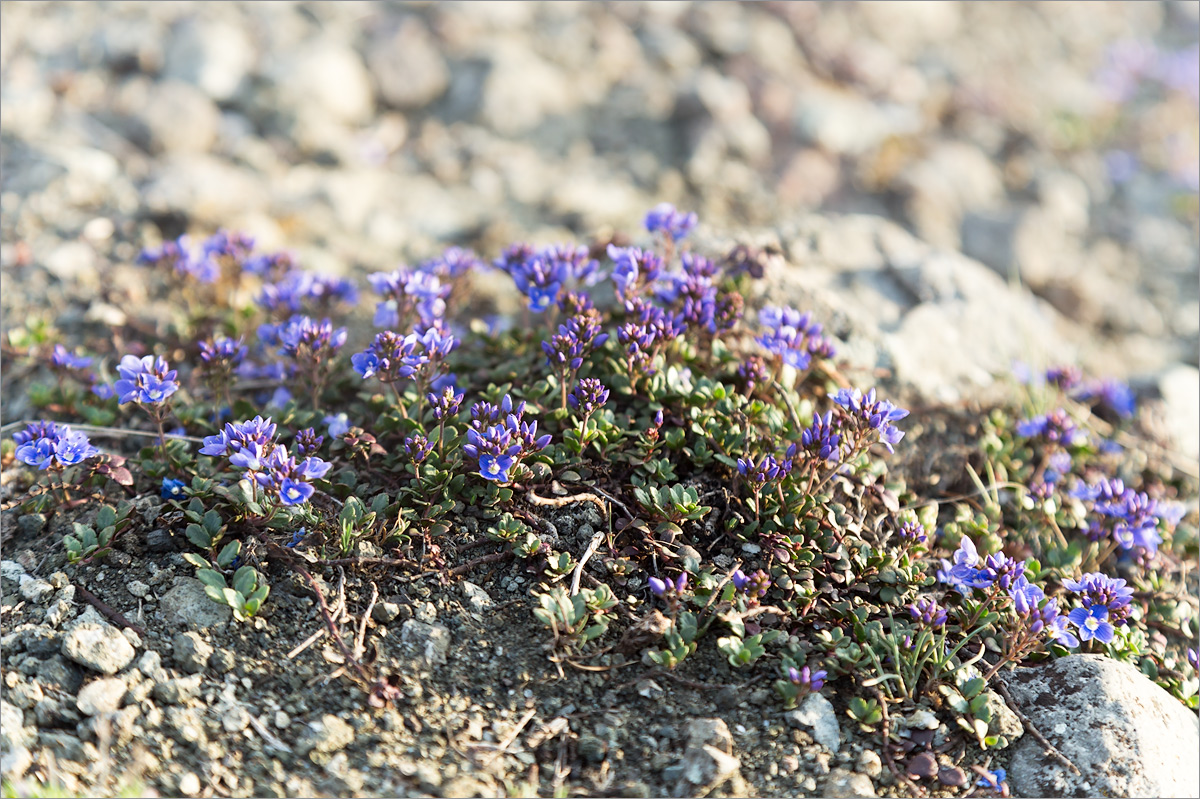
1075,379,1136,419
51,345,92,371
199,336,248,369
278,478,315,506
258,271,358,314
1016,408,1084,447
1188,648,1198,670
286,528,307,549
1073,477,1167,555
977,767,1006,791
787,665,827,693
897,521,928,546
606,244,662,302
114,354,179,405
403,433,433,465
199,416,278,458
937,536,980,594
649,573,688,597
277,316,347,360
801,411,842,464
757,306,835,371
1062,572,1133,625
421,246,484,279
733,569,770,599
1069,605,1116,644
737,454,782,484
478,453,514,482
429,386,465,421
908,597,947,627
543,313,609,373
832,387,908,453
161,477,188,500
324,413,351,439
295,428,323,458
369,267,448,328
644,202,698,241
568,378,609,417
14,422,98,470
1045,365,1083,391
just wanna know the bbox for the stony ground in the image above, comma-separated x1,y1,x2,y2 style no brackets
1,2,1198,798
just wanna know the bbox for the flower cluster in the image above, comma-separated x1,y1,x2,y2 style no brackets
908,597,947,627
1063,572,1134,626
897,520,928,546
617,298,685,382
1072,477,1179,555
276,316,347,361
644,202,698,241
496,243,600,312
606,245,663,303
732,568,771,599
649,573,688,597
1010,575,1079,648
199,416,330,506
568,378,609,418
14,421,98,470
368,267,448,329
258,271,358,315
51,345,92,372
1016,408,1085,447
800,411,842,464
737,449,795,485
937,537,1026,593
787,665,827,694
757,306,836,371
138,230,254,283
543,306,609,381
114,355,179,406
832,387,908,453
463,394,551,482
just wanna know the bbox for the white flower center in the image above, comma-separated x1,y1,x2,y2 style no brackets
287,487,301,500
1084,616,1100,631
149,389,163,400
487,461,500,474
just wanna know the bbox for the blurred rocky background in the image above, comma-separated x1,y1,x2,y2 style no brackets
2,1,1197,435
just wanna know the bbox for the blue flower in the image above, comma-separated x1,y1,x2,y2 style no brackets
14,422,97,470
478,453,514,482
16,437,57,470
832,387,908,453
787,665,827,693
161,477,187,500
649,573,688,597
644,202,698,241
53,430,99,466
278,478,315,506
286,528,307,548
324,414,351,438
1069,605,1116,644
114,354,179,405
51,345,92,371
1063,572,1133,625
977,767,1006,790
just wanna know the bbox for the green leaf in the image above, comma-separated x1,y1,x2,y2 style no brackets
216,540,242,569
203,509,223,534
232,566,257,598
196,569,227,591
221,587,243,609
96,505,116,529
203,584,226,604
182,553,210,569
185,524,211,549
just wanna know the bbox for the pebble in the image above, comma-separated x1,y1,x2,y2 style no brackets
208,648,236,674
172,631,214,674
785,693,841,753
16,514,46,536
126,580,150,599
297,714,355,756
76,677,127,716
371,601,400,624
178,772,202,797
221,704,251,733
61,623,136,675
153,673,203,705
19,576,54,603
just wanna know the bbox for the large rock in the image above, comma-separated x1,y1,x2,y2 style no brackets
158,577,233,628
1001,654,1200,798
61,623,136,675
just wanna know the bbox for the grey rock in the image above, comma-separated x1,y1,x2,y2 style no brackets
76,677,127,716
0,746,32,779
823,768,876,798
164,18,254,102
153,673,203,705
36,731,94,763
1,560,26,585
16,514,46,536
35,656,85,694
399,620,450,668
208,647,234,671
7,680,44,710
136,650,162,676
35,696,80,727
172,631,214,674
1,701,34,751
1003,654,1200,798
794,84,922,156
677,746,741,793
785,693,841,753
577,732,608,764
1158,365,1200,461
367,18,450,109
221,704,251,733
19,576,54,603
44,241,97,285
296,714,355,756
984,689,1023,745
127,79,221,154
480,42,575,135
460,581,494,614
274,44,374,126
143,156,268,225
126,580,150,599
208,648,235,674
372,601,400,624
856,749,882,778
685,718,733,753
22,627,62,657
43,590,75,628
61,623,135,675
158,577,232,628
